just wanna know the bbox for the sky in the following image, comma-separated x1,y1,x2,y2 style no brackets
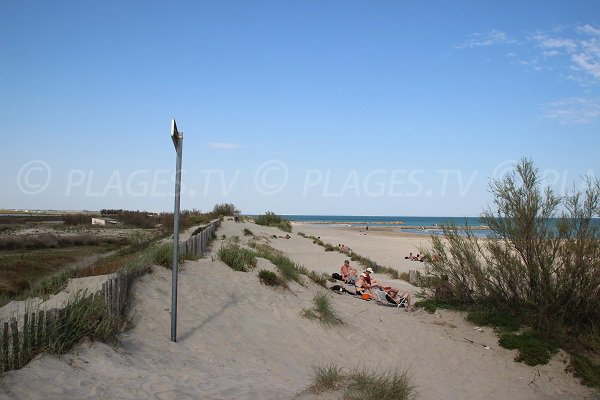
1,0,599,216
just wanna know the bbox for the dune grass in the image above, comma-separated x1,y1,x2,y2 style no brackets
0,290,122,372
308,363,416,400
48,291,121,355
310,362,345,392
301,292,343,326
217,243,257,272
345,366,416,400
258,269,286,287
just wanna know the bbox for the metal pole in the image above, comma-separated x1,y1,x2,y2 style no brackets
171,126,183,342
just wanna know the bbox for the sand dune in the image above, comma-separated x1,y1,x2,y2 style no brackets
0,220,595,399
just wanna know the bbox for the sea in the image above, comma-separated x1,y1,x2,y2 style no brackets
282,215,490,237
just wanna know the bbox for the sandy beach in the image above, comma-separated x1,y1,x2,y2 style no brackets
0,220,595,400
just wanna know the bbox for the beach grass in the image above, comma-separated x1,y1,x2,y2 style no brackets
250,243,304,284
258,269,285,287
301,292,343,326
48,291,120,355
310,362,344,392
308,363,416,400
217,243,257,272
345,366,416,400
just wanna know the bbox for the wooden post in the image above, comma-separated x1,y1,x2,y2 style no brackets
108,279,114,316
10,317,19,369
2,321,8,372
37,310,45,348
23,313,30,359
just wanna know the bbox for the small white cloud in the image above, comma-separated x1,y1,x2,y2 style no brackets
456,29,516,49
543,97,600,125
457,25,600,83
543,50,560,57
208,142,241,150
572,52,600,80
531,33,577,52
576,24,600,36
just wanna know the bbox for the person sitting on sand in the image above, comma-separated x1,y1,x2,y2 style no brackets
383,286,413,309
340,260,357,284
405,252,414,260
355,267,382,294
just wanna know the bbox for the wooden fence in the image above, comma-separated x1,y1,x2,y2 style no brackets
0,219,222,374
180,219,221,257
0,265,150,373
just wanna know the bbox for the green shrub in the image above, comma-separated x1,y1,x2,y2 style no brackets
276,220,292,233
212,203,239,217
258,269,283,287
420,159,600,377
255,211,292,232
324,243,336,252
415,299,437,314
424,159,600,327
467,307,519,332
570,354,600,389
217,243,257,272
499,330,559,366
243,228,254,236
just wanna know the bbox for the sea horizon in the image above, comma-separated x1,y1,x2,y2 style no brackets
280,214,484,227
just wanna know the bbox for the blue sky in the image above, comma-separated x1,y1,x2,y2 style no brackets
1,1,599,216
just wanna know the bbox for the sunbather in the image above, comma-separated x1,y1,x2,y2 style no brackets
355,267,382,294
340,260,357,284
383,286,412,309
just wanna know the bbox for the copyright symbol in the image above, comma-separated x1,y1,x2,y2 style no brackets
17,160,52,195
491,159,517,181
254,160,288,195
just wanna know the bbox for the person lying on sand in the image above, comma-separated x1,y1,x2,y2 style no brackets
340,260,357,284
383,286,413,310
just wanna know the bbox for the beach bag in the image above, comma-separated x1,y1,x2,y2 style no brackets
361,293,373,301
330,284,345,294
331,272,343,280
